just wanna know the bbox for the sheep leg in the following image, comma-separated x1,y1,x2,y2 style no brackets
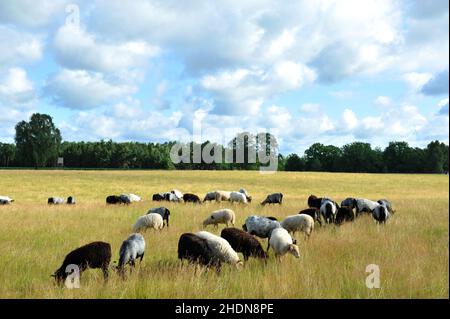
102,266,109,282
266,240,271,253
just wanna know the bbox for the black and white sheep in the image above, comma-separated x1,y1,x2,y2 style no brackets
203,209,235,228
341,197,357,210
372,204,391,224
242,215,282,244
320,199,339,224
67,196,76,205
220,228,267,261
268,228,300,260
152,193,166,201
298,208,322,226
334,206,356,225
355,198,379,215
0,195,14,205
147,207,171,227
106,195,121,204
171,189,183,199
377,199,395,214
260,193,283,205
48,197,65,205
196,231,241,267
117,233,145,277
52,241,111,285
183,193,201,204
177,233,216,267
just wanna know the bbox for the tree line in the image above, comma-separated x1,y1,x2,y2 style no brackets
0,113,448,173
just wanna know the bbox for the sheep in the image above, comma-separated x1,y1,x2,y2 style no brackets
341,197,357,210
165,192,182,202
320,199,339,224
0,195,14,205
281,214,315,239
307,194,323,209
239,188,252,202
177,233,216,267
268,228,300,260
335,206,356,225
116,233,145,277
372,204,390,224
203,192,217,202
67,196,76,205
261,193,283,205
377,199,395,214
215,190,231,202
128,194,141,202
106,195,121,204
48,197,64,205
147,207,170,227
119,194,132,204
152,193,165,201
171,189,183,199
230,191,248,204
242,215,282,252
133,213,164,233
220,228,267,261
196,231,241,267
203,209,235,228
52,241,111,285
355,198,379,215
183,193,201,204
298,208,322,226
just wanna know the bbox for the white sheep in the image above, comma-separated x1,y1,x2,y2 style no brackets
320,199,339,223
171,189,183,199
196,231,241,267
0,195,14,205
230,191,248,204
281,214,315,239
133,213,164,233
203,209,235,228
128,194,141,202
242,215,282,239
268,228,300,259
214,190,231,202
356,198,379,215
117,233,146,276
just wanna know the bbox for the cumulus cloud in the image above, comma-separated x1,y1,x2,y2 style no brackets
421,70,449,96
0,26,42,68
44,69,136,109
374,96,392,107
0,68,35,106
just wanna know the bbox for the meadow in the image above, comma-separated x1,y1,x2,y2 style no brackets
0,169,448,299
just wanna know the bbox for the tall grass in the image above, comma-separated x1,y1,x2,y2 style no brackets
0,170,448,298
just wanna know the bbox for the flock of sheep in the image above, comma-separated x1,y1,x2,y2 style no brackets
0,189,395,286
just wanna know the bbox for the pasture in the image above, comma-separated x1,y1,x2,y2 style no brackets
0,170,448,298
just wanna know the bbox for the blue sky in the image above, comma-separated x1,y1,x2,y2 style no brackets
0,0,448,154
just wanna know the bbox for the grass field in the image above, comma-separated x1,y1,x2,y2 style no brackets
0,170,448,299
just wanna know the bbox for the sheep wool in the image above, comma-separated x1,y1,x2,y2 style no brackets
269,228,300,258
196,231,240,265
133,213,164,232
203,209,235,228
281,214,314,237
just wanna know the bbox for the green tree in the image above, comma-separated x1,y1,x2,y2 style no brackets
0,143,16,167
424,140,448,173
15,113,62,168
284,153,305,171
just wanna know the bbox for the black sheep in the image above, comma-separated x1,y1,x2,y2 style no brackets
335,206,356,225
220,228,267,261
307,194,323,209
183,193,202,204
52,241,111,285
261,193,283,205
177,233,216,266
298,208,322,226
67,196,76,205
106,195,121,204
152,193,165,201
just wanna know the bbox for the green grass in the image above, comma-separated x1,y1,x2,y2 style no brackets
0,170,448,298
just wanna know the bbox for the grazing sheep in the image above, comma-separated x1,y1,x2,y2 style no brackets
261,193,283,205
128,194,141,202
242,215,282,239
335,206,356,225
268,228,300,259
52,241,111,285
230,191,248,204
221,228,267,261
320,199,339,224
355,198,379,215
117,233,145,277
203,209,235,228
67,196,76,205
203,192,217,202
298,208,322,226
372,204,390,224
152,193,165,201
165,192,182,202
239,188,252,202
106,195,121,204
133,213,164,233
307,194,323,209
281,214,315,239
215,190,231,202
196,231,241,267
119,194,132,204
147,207,170,227
177,233,216,267
377,199,395,214
48,197,64,205
341,197,357,210
171,189,183,199
0,195,14,205
183,193,201,204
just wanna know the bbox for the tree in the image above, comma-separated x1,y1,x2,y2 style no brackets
424,141,448,173
15,113,62,168
304,143,341,171
339,142,378,172
0,143,16,167
284,153,305,171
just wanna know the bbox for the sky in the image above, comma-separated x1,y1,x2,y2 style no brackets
0,0,448,154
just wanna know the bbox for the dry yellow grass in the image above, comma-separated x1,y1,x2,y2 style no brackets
0,170,448,298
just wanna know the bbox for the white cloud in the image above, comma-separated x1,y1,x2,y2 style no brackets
341,109,358,130
402,72,433,91
0,0,69,27
0,68,35,106
300,103,321,113
0,26,43,68
44,69,136,109
374,96,392,107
